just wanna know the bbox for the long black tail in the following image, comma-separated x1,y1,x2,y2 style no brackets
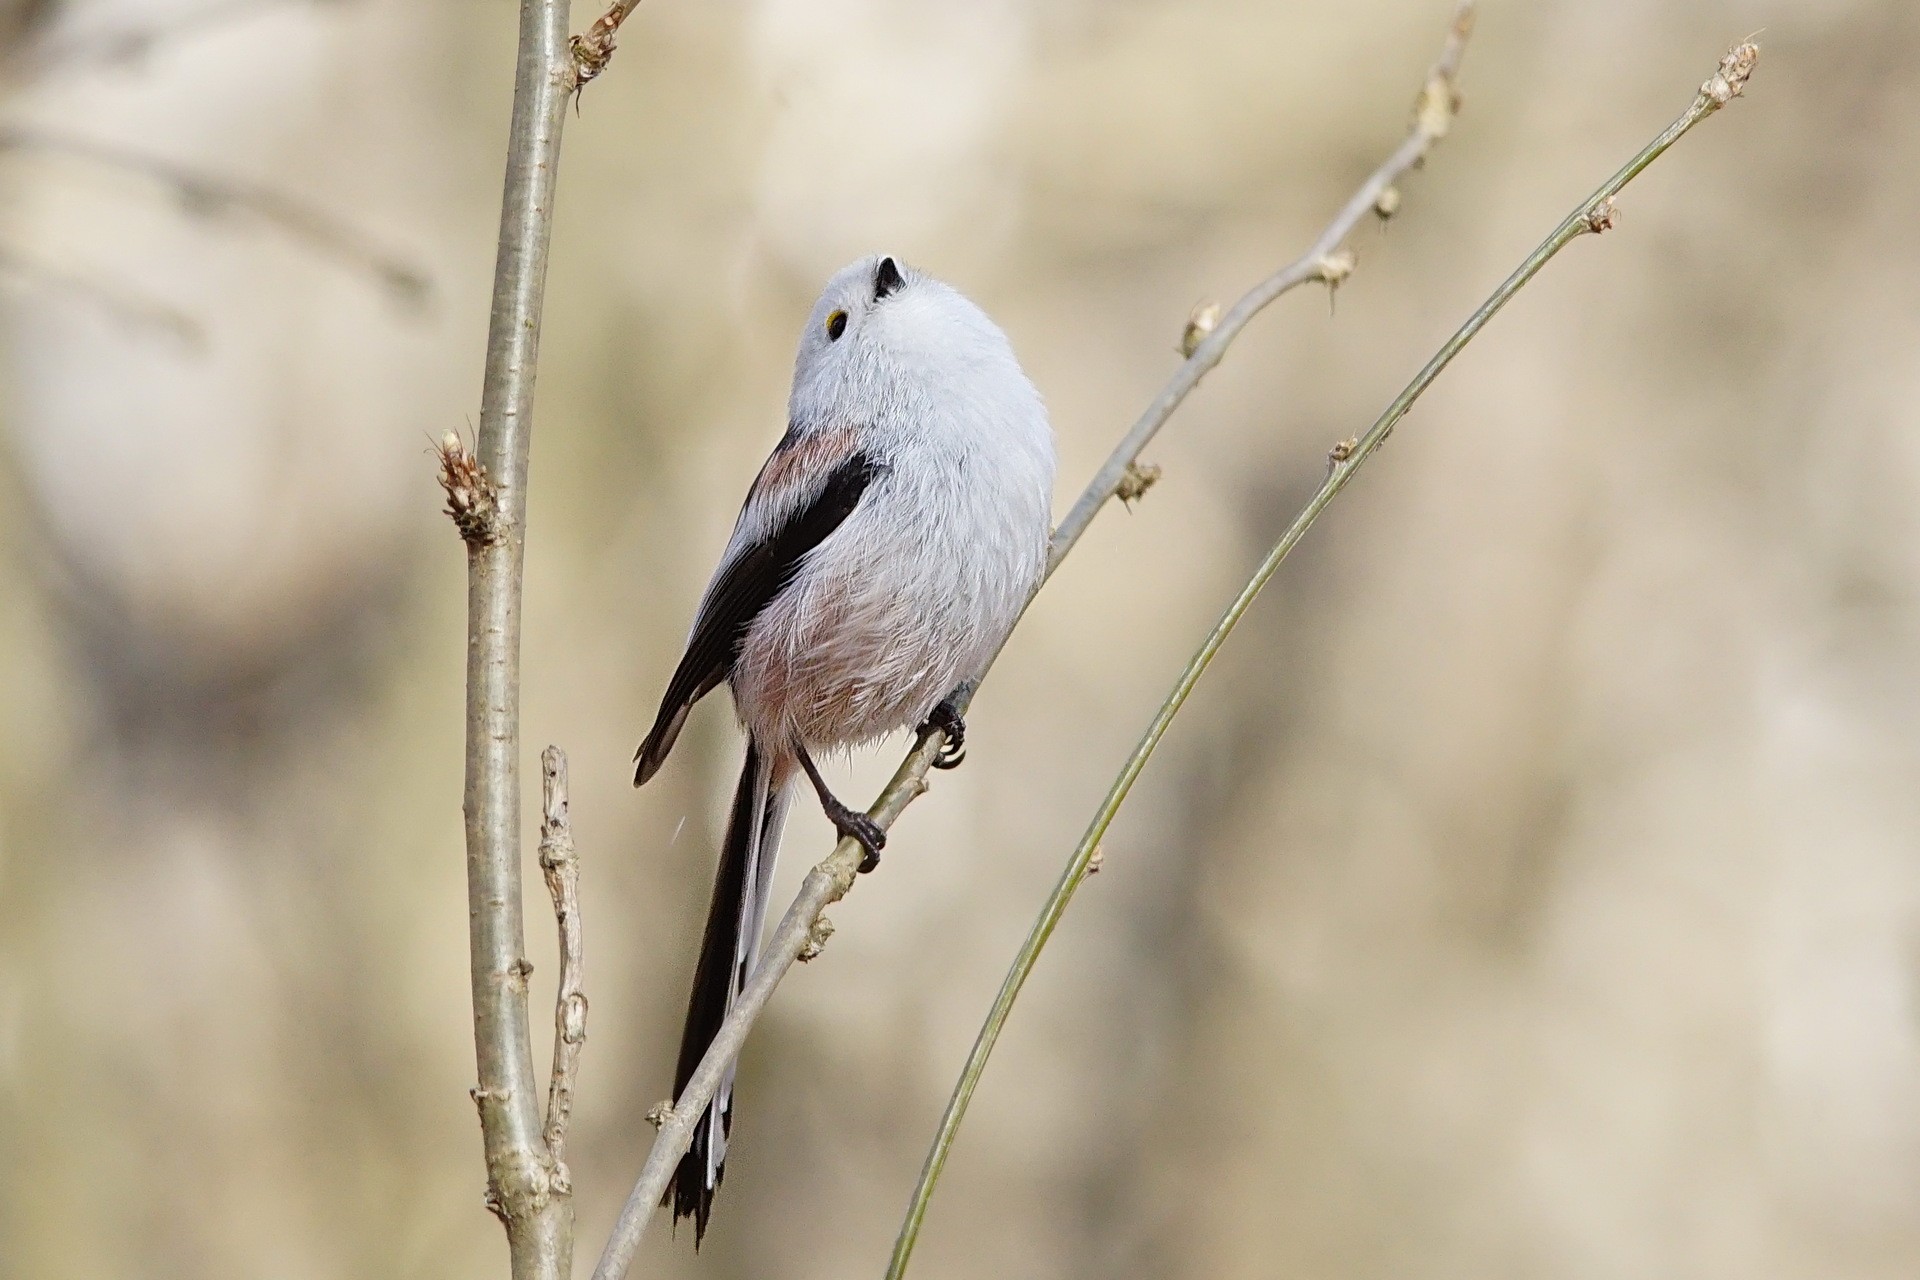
667,741,789,1244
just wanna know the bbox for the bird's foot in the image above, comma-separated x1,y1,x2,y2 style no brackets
796,742,888,872
919,699,967,770
823,796,887,873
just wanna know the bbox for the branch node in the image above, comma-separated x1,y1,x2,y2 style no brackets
492,1148,559,1216
436,431,501,547
571,1,644,94
645,1101,674,1130
1414,74,1463,141
1316,248,1357,290
1583,196,1620,235
1178,300,1221,356
1413,3,1472,140
559,992,589,1044
1116,461,1162,508
539,746,572,842
798,915,836,963
1373,185,1402,221
1085,846,1105,876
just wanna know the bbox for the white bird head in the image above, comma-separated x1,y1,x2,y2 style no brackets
788,254,1032,433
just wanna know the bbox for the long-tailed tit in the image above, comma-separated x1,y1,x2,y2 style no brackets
634,255,1056,1240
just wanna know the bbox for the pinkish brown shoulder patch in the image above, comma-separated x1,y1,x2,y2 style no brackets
750,424,862,507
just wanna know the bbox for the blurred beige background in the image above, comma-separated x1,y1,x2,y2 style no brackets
0,0,1911,1276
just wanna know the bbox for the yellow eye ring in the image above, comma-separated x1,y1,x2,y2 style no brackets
825,309,848,341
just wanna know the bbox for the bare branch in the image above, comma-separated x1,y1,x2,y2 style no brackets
590,6,1482,1276
0,129,431,307
539,746,588,1183
1045,0,1475,570
884,38,1762,1280
24,0,328,74
0,243,203,348
460,0,577,1276
570,0,643,91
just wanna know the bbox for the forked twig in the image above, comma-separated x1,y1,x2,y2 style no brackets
26,0,321,73
569,0,643,92
883,38,1761,1280
0,129,430,306
0,243,203,347
591,6,1484,1276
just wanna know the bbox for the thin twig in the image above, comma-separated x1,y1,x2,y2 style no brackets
0,129,431,307
569,0,643,91
0,243,203,348
539,747,588,1184
884,39,1761,1280
589,7,1480,1276
1046,0,1475,570
24,0,323,73
459,0,577,1276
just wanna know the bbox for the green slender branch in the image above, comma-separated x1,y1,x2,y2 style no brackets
587,9,1483,1273
884,39,1760,1280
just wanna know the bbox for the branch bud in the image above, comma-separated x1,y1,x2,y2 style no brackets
1415,73,1460,140
1701,41,1759,108
1179,300,1221,356
1116,461,1161,507
436,431,500,547
1316,249,1357,289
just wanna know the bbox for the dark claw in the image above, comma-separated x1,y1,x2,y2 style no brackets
835,811,886,873
920,699,967,770
818,792,886,873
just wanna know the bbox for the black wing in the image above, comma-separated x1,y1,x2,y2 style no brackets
634,449,882,784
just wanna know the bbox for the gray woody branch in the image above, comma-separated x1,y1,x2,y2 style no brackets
588,7,1479,1277
442,0,577,1277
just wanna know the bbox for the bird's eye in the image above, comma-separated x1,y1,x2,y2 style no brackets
825,310,848,341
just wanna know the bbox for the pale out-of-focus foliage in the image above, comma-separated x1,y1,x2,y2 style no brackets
0,0,1911,1277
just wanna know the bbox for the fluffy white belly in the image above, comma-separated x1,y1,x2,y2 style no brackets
730,455,1046,751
